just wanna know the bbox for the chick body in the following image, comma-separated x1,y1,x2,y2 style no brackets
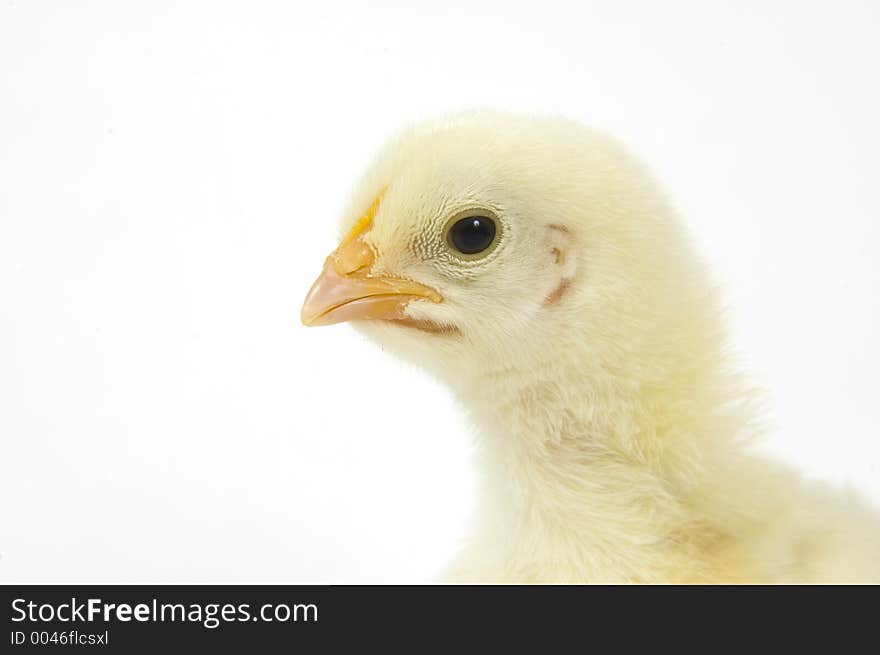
305,112,880,583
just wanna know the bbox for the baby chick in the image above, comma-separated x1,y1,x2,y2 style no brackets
302,112,880,583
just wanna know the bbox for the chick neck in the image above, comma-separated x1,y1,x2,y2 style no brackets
451,327,740,579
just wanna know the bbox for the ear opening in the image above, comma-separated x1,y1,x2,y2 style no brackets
543,224,577,306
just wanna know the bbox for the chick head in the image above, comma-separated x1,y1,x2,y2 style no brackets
302,112,705,385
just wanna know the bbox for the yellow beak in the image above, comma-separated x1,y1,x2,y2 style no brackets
301,235,442,327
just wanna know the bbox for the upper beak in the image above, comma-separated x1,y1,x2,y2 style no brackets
301,236,442,327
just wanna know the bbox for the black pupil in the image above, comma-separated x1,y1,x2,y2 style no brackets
449,216,496,254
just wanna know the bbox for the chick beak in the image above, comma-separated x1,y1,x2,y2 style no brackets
301,236,442,327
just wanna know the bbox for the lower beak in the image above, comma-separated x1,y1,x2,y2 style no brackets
301,240,442,327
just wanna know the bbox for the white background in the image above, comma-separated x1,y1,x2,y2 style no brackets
1,1,879,583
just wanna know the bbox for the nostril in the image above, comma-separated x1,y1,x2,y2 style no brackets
332,239,376,276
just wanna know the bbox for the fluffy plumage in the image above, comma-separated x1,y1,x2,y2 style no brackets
304,111,880,582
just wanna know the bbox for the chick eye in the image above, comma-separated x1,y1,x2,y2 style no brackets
447,215,497,255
